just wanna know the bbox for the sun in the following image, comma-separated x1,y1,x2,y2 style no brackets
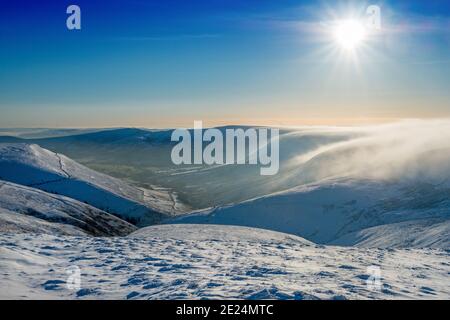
333,19,367,50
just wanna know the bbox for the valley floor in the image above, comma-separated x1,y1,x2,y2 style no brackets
0,225,448,300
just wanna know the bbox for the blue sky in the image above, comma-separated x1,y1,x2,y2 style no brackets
0,0,449,127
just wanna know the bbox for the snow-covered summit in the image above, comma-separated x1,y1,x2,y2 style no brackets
131,223,313,245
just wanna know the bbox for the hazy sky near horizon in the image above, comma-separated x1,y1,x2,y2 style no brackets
0,0,449,128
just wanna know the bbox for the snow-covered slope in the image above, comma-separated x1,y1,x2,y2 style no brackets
0,180,136,236
171,178,450,247
331,218,450,248
0,143,181,225
0,224,448,300
0,207,86,236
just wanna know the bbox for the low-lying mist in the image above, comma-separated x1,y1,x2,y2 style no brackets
287,119,450,184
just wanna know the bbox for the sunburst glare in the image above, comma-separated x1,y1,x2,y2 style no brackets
333,19,367,51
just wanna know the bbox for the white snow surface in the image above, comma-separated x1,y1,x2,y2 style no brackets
0,224,448,300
